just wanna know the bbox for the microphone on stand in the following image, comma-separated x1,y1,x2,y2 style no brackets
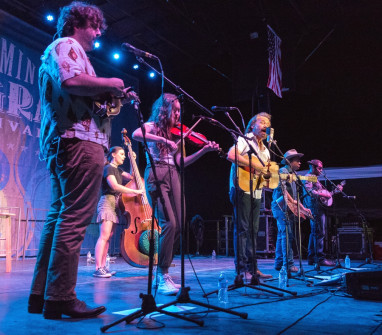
266,127,274,146
121,43,158,59
211,106,236,112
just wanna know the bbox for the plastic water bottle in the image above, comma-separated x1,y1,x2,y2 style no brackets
87,251,92,265
278,266,287,290
345,255,351,268
218,272,229,306
212,250,216,261
105,253,111,271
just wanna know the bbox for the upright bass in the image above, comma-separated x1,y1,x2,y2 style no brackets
119,129,160,267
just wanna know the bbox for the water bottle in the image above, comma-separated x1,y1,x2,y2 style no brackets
87,251,92,265
278,266,287,290
345,255,351,268
218,272,229,306
211,250,216,261
105,253,111,271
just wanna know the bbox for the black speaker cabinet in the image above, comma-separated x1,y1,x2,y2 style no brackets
257,215,276,254
345,270,382,301
337,228,373,257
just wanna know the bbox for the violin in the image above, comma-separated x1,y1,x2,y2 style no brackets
171,123,207,147
170,123,226,157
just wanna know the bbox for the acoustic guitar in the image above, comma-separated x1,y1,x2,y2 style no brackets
237,160,318,191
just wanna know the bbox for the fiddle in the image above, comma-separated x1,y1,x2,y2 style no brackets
170,123,226,158
171,123,207,147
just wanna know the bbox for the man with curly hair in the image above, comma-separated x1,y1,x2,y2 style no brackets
28,1,138,319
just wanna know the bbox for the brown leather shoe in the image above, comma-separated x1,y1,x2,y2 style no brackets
43,299,106,319
256,270,273,279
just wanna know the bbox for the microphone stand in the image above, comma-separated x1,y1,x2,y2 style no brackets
135,56,248,323
307,172,358,276
320,172,378,271
268,139,316,285
101,101,201,332
200,116,296,297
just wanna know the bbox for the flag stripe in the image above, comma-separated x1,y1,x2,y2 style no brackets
267,25,282,98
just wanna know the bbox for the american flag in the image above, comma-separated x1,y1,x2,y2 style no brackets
267,25,282,98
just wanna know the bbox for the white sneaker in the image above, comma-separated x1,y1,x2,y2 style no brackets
156,274,179,295
167,275,181,289
152,274,181,289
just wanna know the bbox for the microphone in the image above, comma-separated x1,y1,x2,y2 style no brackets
345,195,356,200
266,127,274,145
211,106,236,112
121,43,157,59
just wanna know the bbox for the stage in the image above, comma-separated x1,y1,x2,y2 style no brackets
1,256,382,334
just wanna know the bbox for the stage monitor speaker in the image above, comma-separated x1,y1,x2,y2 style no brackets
257,215,276,254
345,270,382,301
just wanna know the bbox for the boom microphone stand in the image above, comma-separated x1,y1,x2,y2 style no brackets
308,172,358,275
200,116,296,297
134,56,247,324
102,100,202,333
268,139,315,285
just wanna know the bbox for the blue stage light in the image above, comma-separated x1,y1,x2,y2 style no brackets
94,41,100,49
133,64,139,70
46,14,54,22
149,72,155,78
113,53,120,60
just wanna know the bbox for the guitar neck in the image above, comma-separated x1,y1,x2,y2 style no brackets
280,174,317,182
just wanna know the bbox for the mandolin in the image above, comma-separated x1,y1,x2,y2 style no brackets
93,93,123,118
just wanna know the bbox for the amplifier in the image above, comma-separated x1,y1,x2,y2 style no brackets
257,215,276,254
345,270,382,301
337,228,373,257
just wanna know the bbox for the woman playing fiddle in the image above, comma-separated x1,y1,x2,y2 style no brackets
93,146,143,278
132,93,219,295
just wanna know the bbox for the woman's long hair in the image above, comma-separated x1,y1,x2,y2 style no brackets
148,93,178,155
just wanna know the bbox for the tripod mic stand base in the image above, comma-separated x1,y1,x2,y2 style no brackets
204,274,297,297
160,285,248,320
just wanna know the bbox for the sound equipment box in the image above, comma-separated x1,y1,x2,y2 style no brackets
257,215,276,254
345,270,382,301
337,227,373,257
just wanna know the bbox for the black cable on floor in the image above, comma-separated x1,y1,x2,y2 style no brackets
277,291,335,334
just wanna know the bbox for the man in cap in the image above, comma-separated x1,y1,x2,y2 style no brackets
271,149,308,273
303,160,341,266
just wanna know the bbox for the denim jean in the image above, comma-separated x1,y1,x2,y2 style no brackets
308,212,326,262
30,139,104,301
230,188,261,274
273,209,295,270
